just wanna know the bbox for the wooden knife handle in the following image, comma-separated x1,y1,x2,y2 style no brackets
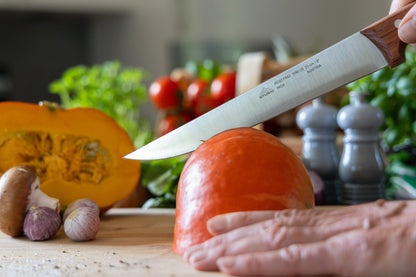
361,2,415,68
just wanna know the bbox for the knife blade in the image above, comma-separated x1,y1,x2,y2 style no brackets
124,3,413,161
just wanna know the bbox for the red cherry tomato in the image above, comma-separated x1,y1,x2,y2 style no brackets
185,79,209,110
149,76,182,110
194,95,220,117
157,112,192,137
210,72,236,105
186,78,222,117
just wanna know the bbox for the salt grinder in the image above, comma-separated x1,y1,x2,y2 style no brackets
337,91,385,204
296,96,341,204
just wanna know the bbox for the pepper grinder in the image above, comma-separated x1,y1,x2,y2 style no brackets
337,91,385,205
296,96,341,204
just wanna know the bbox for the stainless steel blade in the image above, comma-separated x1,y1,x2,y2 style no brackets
124,32,387,161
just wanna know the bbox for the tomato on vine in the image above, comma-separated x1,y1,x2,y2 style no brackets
194,94,221,117
157,112,192,137
184,79,209,110
186,79,221,117
210,72,236,105
149,76,182,110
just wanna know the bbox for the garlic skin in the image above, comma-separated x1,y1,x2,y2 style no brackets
64,207,100,242
63,198,99,222
23,206,62,241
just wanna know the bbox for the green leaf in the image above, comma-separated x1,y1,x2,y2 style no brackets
396,76,414,96
48,60,152,147
383,127,399,147
146,170,177,196
347,47,416,156
142,197,176,209
140,156,187,207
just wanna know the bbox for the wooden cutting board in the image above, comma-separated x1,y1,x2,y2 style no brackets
0,208,226,277
0,208,335,277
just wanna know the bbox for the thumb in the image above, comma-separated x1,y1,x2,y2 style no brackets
390,0,416,14
398,4,416,44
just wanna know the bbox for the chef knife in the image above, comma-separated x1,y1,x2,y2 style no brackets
125,3,414,161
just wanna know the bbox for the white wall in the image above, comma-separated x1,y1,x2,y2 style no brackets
89,0,391,76
89,0,177,80
176,0,391,50
88,0,392,123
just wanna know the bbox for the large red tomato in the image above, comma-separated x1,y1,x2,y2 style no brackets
173,127,314,255
149,76,182,110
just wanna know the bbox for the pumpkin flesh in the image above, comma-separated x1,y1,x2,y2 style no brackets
0,102,140,209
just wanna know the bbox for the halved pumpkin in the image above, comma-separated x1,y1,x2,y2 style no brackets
173,127,314,254
0,101,141,210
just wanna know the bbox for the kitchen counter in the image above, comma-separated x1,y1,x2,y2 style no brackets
0,208,226,277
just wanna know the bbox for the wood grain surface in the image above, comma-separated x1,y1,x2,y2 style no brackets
360,2,413,68
0,208,227,277
0,208,337,277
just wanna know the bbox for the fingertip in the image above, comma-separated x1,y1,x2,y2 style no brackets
187,248,220,272
398,16,416,44
187,251,205,267
183,244,202,262
217,256,236,274
207,214,229,235
389,3,400,14
183,249,191,262
390,0,416,14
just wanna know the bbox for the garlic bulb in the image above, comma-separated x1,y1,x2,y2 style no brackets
23,206,62,241
63,198,99,222
64,206,100,241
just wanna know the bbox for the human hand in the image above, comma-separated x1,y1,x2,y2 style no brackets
391,0,416,43
184,200,416,276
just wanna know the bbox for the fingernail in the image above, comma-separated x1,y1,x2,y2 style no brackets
189,251,206,265
399,16,416,44
207,216,228,234
184,245,200,261
217,256,235,269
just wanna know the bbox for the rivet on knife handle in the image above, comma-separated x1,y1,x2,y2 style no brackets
360,2,415,68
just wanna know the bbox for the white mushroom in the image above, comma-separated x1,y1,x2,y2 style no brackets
0,166,60,237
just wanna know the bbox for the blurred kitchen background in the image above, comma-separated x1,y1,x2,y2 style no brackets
0,0,391,124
